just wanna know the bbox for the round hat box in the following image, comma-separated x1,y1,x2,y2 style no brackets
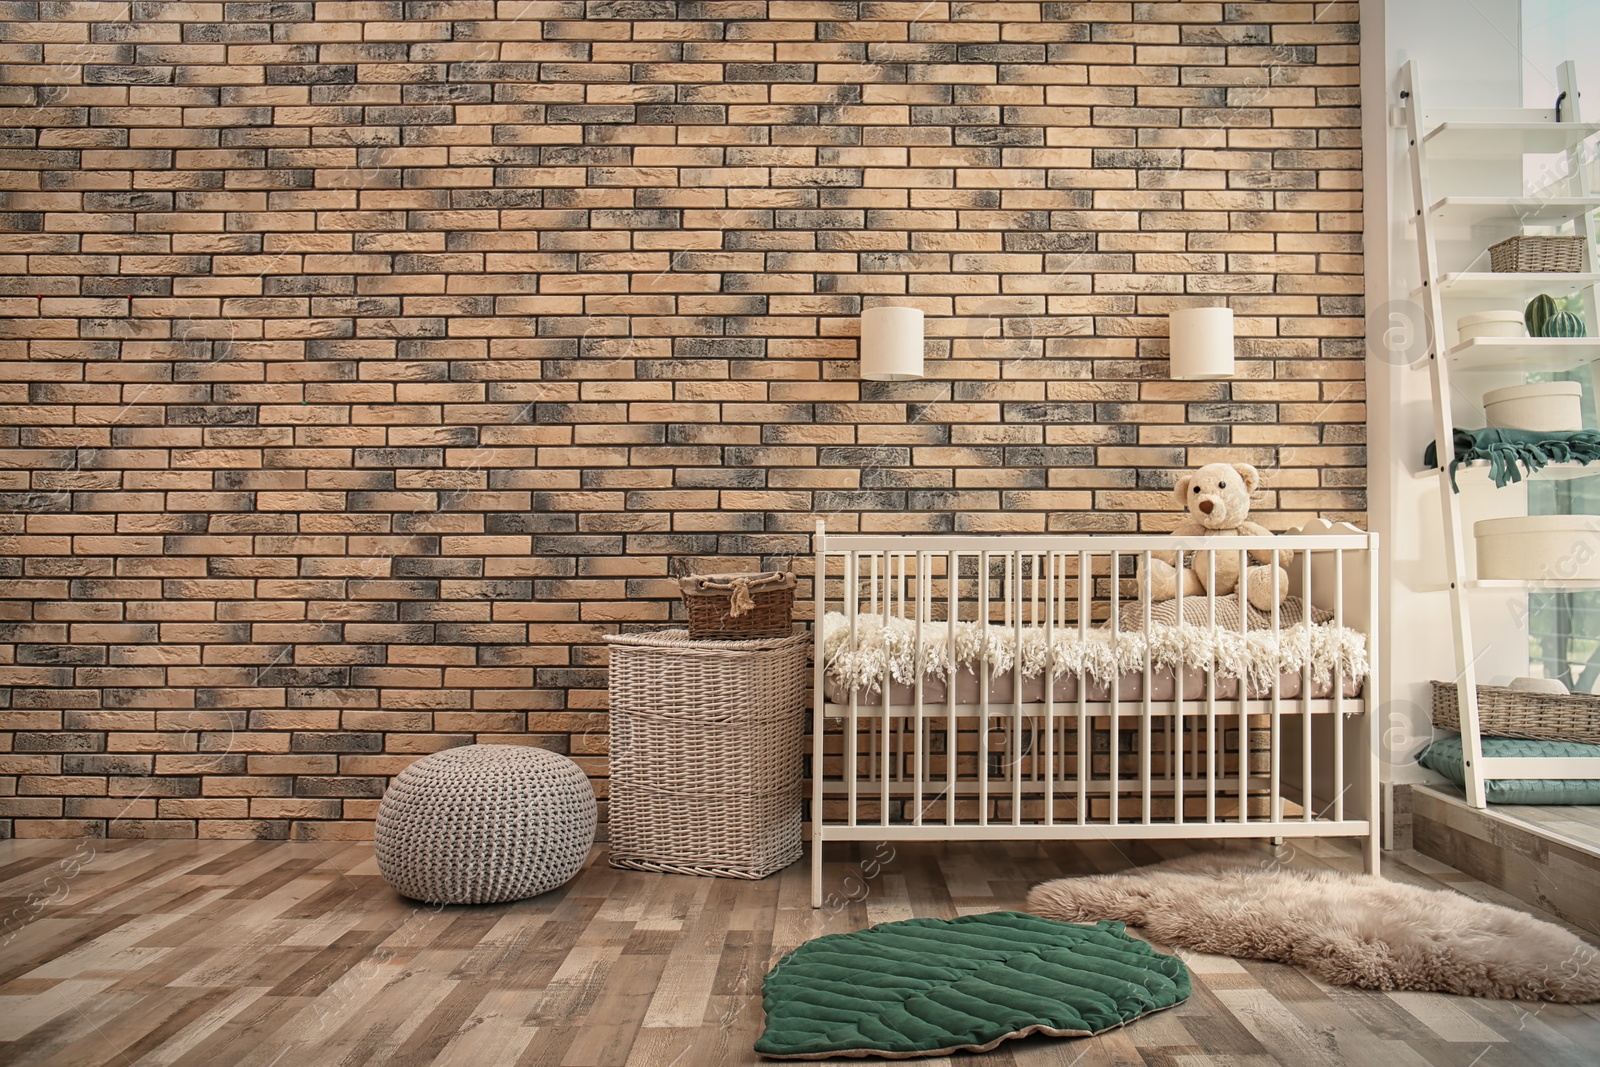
1482,381,1584,432
1475,515,1600,582
1457,311,1526,342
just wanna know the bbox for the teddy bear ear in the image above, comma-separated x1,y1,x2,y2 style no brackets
1232,463,1260,493
1172,475,1192,503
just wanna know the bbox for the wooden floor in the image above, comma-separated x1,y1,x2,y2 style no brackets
2,837,1598,1067
1463,792,1600,854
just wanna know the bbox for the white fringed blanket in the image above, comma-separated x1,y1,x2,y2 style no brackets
820,610,1370,698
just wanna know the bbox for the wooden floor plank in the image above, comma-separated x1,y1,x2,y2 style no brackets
0,838,1596,1066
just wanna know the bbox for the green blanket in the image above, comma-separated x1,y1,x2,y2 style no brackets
1419,735,1600,805
1423,427,1600,491
754,912,1189,1060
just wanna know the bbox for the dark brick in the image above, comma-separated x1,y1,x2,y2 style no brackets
17,733,106,753
726,63,815,83
266,64,357,85
64,755,153,776
294,776,387,798
1185,403,1280,423
18,645,107,666
1002,403,1095,423
290,733,384,754
1003,446,1095,466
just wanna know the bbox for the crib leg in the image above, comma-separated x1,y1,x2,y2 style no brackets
1365,830,1381,877
1270,836,1284,847
811,830,823,909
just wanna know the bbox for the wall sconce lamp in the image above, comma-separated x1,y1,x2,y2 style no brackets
1167,306,1235,380
860,306,924,381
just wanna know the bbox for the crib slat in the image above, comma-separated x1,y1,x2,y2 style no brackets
1044,552,1055,826
1003,553,1011,628
1077,550,1088,826
1140,550,1153,825
869,553,878,616
1205,549,1217,824
1270,547,1282,825
1236,549,1248,826
947,550,958,829
979,549,990,828
881,552,893,825
1173,543,1185,826
1013,551,1024,826
896,556,908,796
1333,548,1345,823
914,552,925,827
1302,546,1314,823
1031,553,1040,628
1032,553,1043,787
847,551,859,829
812,536,828,908
865,552,877,789
1108,550,1119,828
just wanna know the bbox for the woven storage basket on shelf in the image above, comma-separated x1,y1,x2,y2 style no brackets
677,571,796,640
605,630,808,879
1488,235,1585,273
1431,680,1600,745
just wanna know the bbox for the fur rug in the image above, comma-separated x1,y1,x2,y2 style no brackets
1026,852,1600,1002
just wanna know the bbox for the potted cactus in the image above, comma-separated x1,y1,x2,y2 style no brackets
1524,293,1587,338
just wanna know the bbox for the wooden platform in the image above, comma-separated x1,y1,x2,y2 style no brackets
1410,783,1600,936
2,837,1598,1066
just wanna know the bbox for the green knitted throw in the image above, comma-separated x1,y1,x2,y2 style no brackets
1423,427,1600,491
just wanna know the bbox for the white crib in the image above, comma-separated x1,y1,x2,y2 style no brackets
808,520,1381,908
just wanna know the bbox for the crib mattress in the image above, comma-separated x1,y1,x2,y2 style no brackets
824,665,1363,707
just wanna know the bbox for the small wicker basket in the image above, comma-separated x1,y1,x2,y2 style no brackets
677,571,796,639
1431,680,1600,745
605,631,808,879
1488,235,1585,274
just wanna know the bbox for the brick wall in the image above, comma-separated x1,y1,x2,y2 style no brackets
0,1,1364,840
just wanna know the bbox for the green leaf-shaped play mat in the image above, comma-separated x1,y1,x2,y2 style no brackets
754,912,1190,1060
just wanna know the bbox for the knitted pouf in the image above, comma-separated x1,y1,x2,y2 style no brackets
375,744,597,905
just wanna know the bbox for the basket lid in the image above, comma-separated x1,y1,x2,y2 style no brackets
677,571,796,595
604,629,806,652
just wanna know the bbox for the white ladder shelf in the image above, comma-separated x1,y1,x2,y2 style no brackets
1402,59,1600,807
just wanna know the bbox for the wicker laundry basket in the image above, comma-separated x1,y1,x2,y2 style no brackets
1431,680,1600,745
605,630,809,879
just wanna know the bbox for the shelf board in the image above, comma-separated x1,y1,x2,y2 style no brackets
1422,121,1600,160
1443,336,1600,372
1422,196,1600,229
1415,461,1600,483
1466,578,1600,591
1428,272,1600,300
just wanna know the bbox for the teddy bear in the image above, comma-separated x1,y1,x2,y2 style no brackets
1146,462,1292,610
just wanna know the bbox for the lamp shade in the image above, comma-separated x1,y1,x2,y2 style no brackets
1168,307,1234,380
860,306,924,381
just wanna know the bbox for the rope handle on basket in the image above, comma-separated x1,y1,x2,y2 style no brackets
727,574,755,617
